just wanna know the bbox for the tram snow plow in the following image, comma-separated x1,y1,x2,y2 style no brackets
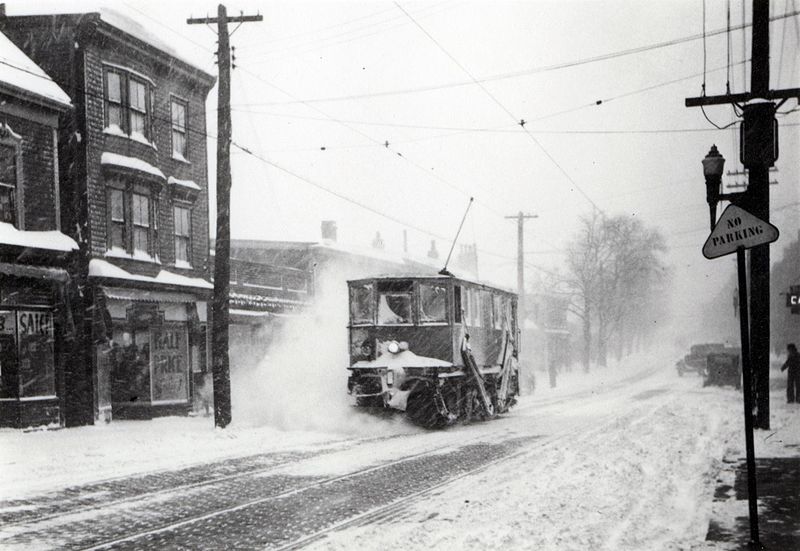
346,274,520,428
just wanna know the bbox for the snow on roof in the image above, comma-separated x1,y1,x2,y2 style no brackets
0,31,71,107
0,222,77,251
98,9,214,77
167,176,201,191
101,152,165,180
89,259,212,290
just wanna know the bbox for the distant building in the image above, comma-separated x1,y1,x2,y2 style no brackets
0,30,74,428
2,10,216,424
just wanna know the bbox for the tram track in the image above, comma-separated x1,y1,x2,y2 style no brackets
277,385,683,550
77,382,678,551
73,427,522,551
0,432,403,530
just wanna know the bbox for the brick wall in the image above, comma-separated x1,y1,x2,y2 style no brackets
0,109,60,231
1,14,213,281
83,32,212,279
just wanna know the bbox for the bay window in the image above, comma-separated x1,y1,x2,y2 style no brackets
104,67,152,141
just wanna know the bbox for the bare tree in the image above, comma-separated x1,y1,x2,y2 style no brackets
566,213,667,370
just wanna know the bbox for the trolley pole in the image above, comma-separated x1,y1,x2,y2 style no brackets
188,5,262,429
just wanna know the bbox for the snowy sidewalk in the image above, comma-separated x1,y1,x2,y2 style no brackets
703,370,800,550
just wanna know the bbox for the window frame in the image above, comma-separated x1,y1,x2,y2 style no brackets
170,95,189,161
173,203,192,267
105,178,160,261
103,65,153,142
0,131,23,228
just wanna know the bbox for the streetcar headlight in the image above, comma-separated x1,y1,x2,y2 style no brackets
388,341,400,354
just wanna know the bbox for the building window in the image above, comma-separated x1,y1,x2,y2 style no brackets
106,70,124,131
131,192,151,255
106,180,158,260
173,205,191,266
129,78,149,139
0,309,56,400
109,188,126,250
104,67,151,141
0,143,18,225
171,98,188,160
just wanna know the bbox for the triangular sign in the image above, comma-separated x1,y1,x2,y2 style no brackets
702,204,779,259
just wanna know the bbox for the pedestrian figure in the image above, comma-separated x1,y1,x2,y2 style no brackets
781,343,800,404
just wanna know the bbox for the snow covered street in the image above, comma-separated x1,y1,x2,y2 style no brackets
3,350,786,550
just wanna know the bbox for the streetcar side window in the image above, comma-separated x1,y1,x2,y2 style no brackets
349,283,374,324
419,283,448,323
377,280,413,325
453,285,462,323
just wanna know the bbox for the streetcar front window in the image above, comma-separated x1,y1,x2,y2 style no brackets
419,283,447,323
350,283,374,324
377,280,413,324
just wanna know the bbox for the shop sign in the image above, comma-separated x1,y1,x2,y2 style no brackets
150,323,189,404
16,310,55,398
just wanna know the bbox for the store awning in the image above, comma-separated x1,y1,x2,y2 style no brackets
0,262,69,282
101,286,197,304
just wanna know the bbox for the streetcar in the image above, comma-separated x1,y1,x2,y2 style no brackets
346,274,520,428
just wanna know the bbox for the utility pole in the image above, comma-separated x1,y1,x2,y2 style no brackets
505,212,537,318
188,5,262,429
686,0,800,431
505,212,537,393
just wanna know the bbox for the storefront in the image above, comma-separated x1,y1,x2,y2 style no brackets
91,281,209,422
0,263,72,428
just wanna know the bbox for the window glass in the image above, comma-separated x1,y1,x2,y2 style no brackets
173,205,191,263
171,100,188,158
0,311,17,399
132,193,150,254
107,72,121,102
419,283,447,323
453,285,462,323
17,310,55,398
378,292,412,324
0,144,17,225
129,79,148,137
109,188,125,249
106,71,123,129
349,283,374,324
473,290,482,327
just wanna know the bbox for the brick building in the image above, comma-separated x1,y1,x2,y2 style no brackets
0,30,76,428
2,10,216,424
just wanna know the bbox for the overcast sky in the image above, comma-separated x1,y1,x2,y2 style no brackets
10,0,800,335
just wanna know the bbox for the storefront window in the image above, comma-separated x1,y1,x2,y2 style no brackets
150,323,189,404
0,311,17,399
419,283,447,323
17,310,55,398
349,283,374,324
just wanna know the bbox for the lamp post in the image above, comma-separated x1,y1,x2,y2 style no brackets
702,145,725,231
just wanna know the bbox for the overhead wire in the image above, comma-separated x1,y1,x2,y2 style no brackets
231,8,800,107
393,1,603,214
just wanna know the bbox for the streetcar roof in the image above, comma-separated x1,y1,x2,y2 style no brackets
347,274,517,297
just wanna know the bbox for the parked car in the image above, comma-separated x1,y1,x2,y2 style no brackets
676,343,726,376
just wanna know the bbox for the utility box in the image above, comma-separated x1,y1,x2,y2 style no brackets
704,352,741,389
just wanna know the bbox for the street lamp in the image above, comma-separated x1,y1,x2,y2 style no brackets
702,144,725,231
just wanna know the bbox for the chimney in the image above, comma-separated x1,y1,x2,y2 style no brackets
372,231,384,250
427,240,439,259
320,220,337,242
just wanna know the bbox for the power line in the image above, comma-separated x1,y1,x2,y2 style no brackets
393,1,603,213
232,9,800,107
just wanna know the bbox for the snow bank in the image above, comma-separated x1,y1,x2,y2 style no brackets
100,152,165,180
0,416,335,499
